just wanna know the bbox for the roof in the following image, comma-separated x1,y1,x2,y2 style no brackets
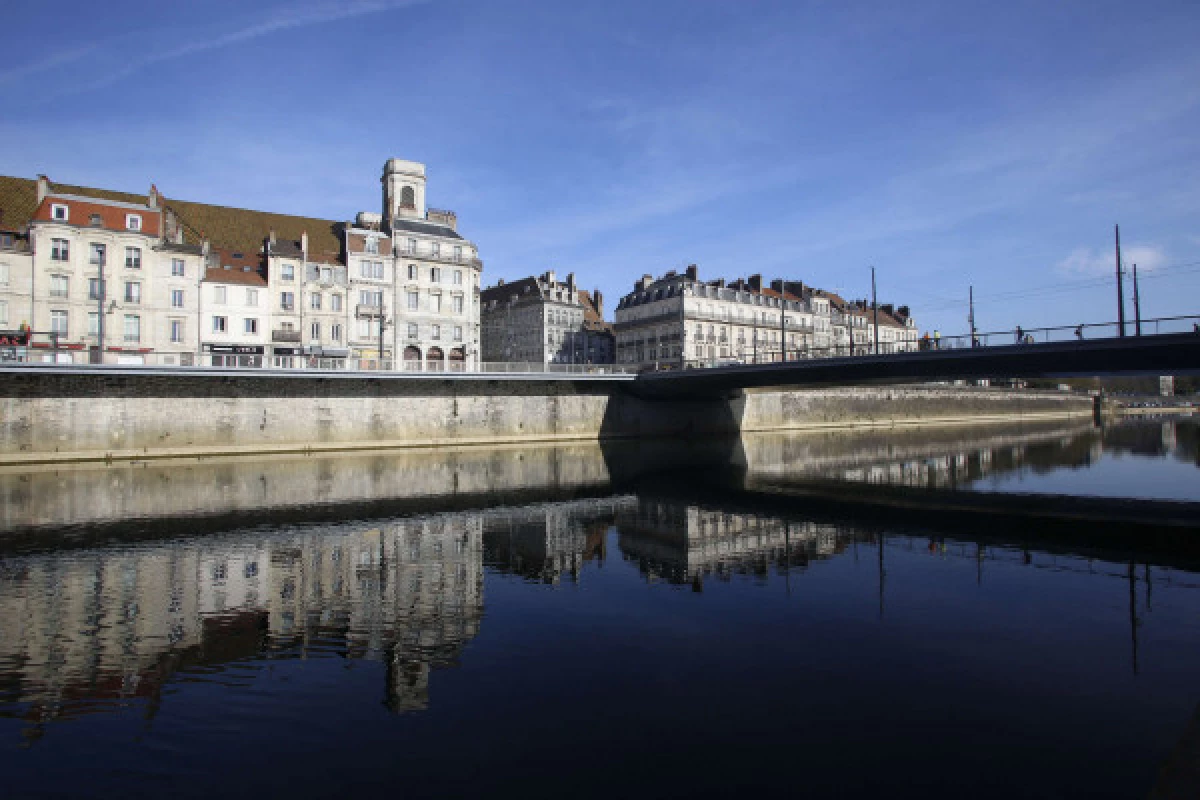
0,174,344,263
203,265,268,287
32,195,162,237
389,217,464,241
578,290,612,333
481,277,542,306
204,246,267,286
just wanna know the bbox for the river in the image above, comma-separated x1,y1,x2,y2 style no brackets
0,417,1198,798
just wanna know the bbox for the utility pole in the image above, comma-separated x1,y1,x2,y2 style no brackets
1115,224,1126,337
1132,263,1142,336
94,250,106,364
779,281,786,363
968,285,976,347
871,266,879,355
377,306,387,365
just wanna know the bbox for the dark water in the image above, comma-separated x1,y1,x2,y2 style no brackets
1,418,1199,799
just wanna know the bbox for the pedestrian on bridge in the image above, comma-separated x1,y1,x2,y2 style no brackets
1015,326,1024,344
1075,325,1084,340
933,330,941,349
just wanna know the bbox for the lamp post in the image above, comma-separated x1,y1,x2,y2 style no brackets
377,306,389,367
93,253,106,364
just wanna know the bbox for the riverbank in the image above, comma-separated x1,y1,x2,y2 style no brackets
0,370,1094,465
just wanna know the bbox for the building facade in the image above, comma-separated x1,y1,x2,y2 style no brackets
0,159,482,369
480,271,614,365
613,265,916,370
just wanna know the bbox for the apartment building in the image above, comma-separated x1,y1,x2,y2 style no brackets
0,158,483,369
480,271,614,365
613,265,916,370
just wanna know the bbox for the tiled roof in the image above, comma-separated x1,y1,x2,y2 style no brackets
202,266,268,287
577,289,612,333
0,174,345,264
481,277,541,306
32,195,162,236
389,218,464,241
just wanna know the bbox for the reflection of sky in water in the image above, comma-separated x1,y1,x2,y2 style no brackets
977,451,1200,502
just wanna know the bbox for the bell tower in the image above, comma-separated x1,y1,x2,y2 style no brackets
382,158,427,230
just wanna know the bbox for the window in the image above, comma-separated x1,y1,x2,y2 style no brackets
171,289,185,308
320,267,332,283
124,281,141,304
331,324,342,342
245,318,258,335
400,186,415,208
431,267,442,283
358,290,382,307
407,291,418,310
359,260,384,280
246,289,258,306
357,318,371,338
126,214,142,231
454,325,463,341
280,291,294,311
431,294,442,313
310,322,320,340
0,263,8,287
50,274,69,298
431,324,441,340
88,278,104,300
281,322,294,331
453,270,463,285
0,300,7,326
87,312,98,335
281,263,295,281
212,316,227,333
407,264,417,280
453,295,464,314
88,213,103,227
431,242,440,258
171,258,185,276
125,247,141,269
213,285,226,304
330,294,342,312
170,319,184,343
406,238,416,255
51,238,69,261
89,243,106,266
453,246,462,262
407,323,418,338
364,238,378,254
124,315,140,343
310,293,322,310
51,204,68,221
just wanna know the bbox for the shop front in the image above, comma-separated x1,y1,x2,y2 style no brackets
304,346,349,370
271,346,303,369
204,344,265,368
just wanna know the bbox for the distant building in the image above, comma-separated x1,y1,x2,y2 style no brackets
613,265,916,370
480,271,613,365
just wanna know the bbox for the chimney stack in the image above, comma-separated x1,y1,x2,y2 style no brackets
36,175,49,203
148,184,160,209
594,289,603,318
567,272,576,294
269,229,277,245
685,264,698,281
748,274,762,292
301,230,308,257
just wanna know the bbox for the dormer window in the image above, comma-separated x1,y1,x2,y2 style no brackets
126,214,142,231
364,238,378,255
89,213,103,227
51,203,68,221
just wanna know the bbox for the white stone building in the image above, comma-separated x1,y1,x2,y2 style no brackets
614,266,917,370
480,271,614,365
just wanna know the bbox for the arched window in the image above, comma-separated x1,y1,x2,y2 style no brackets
400,186,415,209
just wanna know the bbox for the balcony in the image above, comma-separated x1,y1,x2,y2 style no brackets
356,304,384,317
272,329,301,343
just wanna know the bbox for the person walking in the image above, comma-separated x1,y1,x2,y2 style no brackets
1075,325,1084,340
1015,326,1024,344
933,329,941,350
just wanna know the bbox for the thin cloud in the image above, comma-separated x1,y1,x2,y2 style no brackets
2,0,426,92
1057,244,1167,275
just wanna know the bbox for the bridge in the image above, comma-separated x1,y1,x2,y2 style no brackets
632,330,1200,399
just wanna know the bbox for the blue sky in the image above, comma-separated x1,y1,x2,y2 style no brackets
2,0,1198,336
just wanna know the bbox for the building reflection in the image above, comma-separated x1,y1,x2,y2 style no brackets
616,499,858,585
0,496,637,740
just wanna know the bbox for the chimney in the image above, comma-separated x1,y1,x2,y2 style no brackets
269,229,277,245
148,184,160,209
638,274,653,291
594,289,603,318
546,270,557,285
301,230,309,257
201,238,211,257
685,264,698,281
881,303,895,316
770,278,784,293
748,274,762,292
714,278,726,288
36,175,49,203
897,305,910,319
567,272,576,294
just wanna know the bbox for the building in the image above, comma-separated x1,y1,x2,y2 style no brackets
613,265,916,370
0,158,483,369
480,271,613,365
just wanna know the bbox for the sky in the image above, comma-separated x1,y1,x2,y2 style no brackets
1,0,1198,337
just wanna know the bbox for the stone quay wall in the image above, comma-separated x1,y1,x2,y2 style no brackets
0,370,1094,465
